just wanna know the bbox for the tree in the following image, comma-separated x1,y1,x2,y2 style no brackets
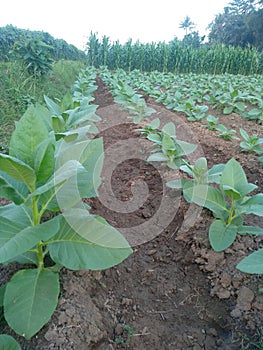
208,0,263,48
179,16,196,35
182,32,205,48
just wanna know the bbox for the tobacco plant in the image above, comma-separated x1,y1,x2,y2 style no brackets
239,128,263,154
184,158,263,252
167,157,224,202
215,124,239,140
144,121,196,169
0,105,132,339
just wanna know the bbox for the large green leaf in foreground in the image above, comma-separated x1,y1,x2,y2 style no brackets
48,215,132,270
4,269,60,339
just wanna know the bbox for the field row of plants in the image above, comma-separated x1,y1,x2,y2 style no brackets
86,33,263,75
0,66,132,348
99,67,263,163
98,67,263,276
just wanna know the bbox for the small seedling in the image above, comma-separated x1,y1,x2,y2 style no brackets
167,157,224,202
215,124,239,140
115,324,135,346
205,115,219,131
239,128,263,154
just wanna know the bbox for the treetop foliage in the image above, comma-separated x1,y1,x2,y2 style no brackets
208,0,263,49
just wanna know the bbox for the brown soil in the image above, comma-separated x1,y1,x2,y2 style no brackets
1,76,263,349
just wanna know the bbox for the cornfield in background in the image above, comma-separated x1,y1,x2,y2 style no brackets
86,33,263,75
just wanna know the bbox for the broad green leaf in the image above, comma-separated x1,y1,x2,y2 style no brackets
162,134,176,151
239,193,263,216
176,140,197,156
35,103,53,132
223,106,234,114
236,249,263,274
0,154,36,192
166,178,183,189
194,157,207,173
0,215,60,263
0,203,31,226
4,269,60,339
235,101,246,111
33,138,55,183
147,152,168,162
48,215,132,270
0,335,21,350
149,118,160,129
52,115,65,133
0,171,28,204
44,95,61,116
209,220,237,251
220,158,252,196
239,128,249,141
5,251,38,265
221,185,242,200
33,160,82,196
67,104,100,127
207,163,225,184
9,105,50,167
184,184,227,219
61,92,73,112
147,133,162,144
238,225,263,236
56,138,104,198
162,122,176,136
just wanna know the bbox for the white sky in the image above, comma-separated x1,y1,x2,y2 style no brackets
1,0,230,50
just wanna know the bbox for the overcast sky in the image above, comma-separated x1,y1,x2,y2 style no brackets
1,0,230,50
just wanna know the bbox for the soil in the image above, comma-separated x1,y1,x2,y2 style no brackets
1,76,263,349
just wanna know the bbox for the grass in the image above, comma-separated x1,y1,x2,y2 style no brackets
0,59,85,152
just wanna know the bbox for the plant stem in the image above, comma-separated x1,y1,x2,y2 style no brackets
227,199,235,225
32,198,44,268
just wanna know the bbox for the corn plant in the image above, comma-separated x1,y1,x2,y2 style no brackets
184,158,263,252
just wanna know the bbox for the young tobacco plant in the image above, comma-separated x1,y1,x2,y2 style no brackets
205,115,219,131
0,105,132,339
113,81,155,124
183,158,263,252
166,157,225,202
215,124,239,140
239,128,263,154
144,121,197,169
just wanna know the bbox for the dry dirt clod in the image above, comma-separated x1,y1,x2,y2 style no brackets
237,286,255,311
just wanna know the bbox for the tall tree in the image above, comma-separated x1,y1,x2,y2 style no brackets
208,0,263,48
179,16,196,35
